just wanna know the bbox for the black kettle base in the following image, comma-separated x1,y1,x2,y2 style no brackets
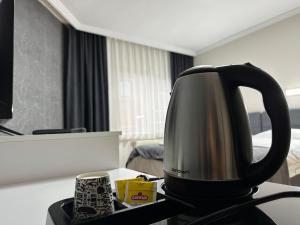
163,174,259,207
162,183,258,207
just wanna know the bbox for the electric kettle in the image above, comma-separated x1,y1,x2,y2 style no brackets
163,63,291,199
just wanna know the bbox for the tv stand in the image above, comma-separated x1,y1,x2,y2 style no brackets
0,125,23,135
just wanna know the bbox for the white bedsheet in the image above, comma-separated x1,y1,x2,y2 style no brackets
252,129,300,177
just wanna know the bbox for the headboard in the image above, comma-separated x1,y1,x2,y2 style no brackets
248,109,300,134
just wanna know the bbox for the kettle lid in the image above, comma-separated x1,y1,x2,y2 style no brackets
179,63,259,78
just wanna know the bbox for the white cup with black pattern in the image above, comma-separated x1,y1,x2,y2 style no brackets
73,171,115,221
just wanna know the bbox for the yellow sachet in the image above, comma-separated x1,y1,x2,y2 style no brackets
115,178,143,201
124,181,157,205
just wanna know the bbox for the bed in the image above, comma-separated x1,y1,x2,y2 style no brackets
249,109,300,185
126,140,164,177
126,109,300,185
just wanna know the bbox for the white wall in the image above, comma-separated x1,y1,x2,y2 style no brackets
195,13,300,112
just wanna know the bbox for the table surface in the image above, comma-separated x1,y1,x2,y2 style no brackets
0,168,149,225
2,168,300,225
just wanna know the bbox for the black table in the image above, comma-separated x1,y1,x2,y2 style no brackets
153,182,300,225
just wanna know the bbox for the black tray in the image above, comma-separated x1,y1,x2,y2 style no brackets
47,192,192,225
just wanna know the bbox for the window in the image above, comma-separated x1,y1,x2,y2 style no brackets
107,38,171,140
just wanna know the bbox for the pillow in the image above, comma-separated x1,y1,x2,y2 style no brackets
131,139,163,149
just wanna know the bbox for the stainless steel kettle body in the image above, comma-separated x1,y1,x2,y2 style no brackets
164,72,240,181
164,64,291,199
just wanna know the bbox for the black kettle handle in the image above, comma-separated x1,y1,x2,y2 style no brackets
222,64,291,186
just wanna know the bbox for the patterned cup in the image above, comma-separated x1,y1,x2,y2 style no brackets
73,171,115,221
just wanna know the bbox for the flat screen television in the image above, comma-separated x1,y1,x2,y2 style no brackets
0,0,14,119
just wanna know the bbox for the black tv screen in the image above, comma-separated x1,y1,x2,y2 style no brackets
0,0,14,119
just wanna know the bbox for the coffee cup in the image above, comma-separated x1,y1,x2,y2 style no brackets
73,171,115,220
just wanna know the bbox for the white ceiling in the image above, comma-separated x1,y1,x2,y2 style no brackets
47,0,300,55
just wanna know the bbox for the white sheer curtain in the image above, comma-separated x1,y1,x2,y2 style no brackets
107,38,171,140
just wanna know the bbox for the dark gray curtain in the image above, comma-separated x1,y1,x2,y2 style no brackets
170,52,194,86
64,26,109,132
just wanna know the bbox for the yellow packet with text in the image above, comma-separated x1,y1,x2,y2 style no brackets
115,178,143,201
124,181,157,205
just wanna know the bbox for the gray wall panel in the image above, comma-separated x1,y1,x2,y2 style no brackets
2,0,63,134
